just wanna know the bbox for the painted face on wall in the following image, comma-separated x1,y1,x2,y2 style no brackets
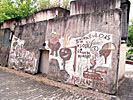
59,48,72,60
59,48,72,70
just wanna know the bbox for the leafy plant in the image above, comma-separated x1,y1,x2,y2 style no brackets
127,19,133,47
0,0,70,23
126,48,133,60
0,0,37,24
62,0,69,9
37,0,50,11
37,0,69,11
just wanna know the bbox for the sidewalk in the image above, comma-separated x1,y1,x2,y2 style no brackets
0,66,118,100
116,64,133,100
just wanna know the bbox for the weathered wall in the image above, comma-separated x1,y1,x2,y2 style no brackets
0,19,16,31
70,0,121,15
70,0,130,41
18,7,70,27
8,9,122,94
8,21,47,73
45,10,121,94
0,7,70,31
0,29,11,66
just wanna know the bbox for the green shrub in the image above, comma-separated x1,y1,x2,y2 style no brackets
126,48,133,60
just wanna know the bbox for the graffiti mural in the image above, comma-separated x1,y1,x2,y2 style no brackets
99,43,116,64
8,35,38,73
46,31,117,90
59,48,72,70
48,32,61,56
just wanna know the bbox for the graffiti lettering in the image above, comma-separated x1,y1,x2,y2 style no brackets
78,55,91,58
76,33,111,42
70,75,109,90
99,34,111,40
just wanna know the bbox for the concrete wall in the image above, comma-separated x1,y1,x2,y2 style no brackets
0,7,70,31
118,43,127,80
7,9,122,94
70,0,121,15
8,21,47,73
0,29,11,66
70,0,130,41
0,0,130,94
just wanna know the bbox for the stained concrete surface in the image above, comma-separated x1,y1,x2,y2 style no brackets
0,69,118,100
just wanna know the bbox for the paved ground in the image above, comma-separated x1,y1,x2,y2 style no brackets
0,64,133,100
0,69,118,100
0,70,90,100
116,64,133,100
116,71,133,100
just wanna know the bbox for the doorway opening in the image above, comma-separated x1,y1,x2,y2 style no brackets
38,50,49,75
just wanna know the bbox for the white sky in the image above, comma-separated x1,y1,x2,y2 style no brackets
129,0,133,19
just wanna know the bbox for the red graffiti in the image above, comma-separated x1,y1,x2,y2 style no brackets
70,75,109,90
59,48,71,70
90,56,96,69
99,43,116,64
13,42,18,47
48,33,61,56
70,46,77,72
49,33,59,45
83,68,107,82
